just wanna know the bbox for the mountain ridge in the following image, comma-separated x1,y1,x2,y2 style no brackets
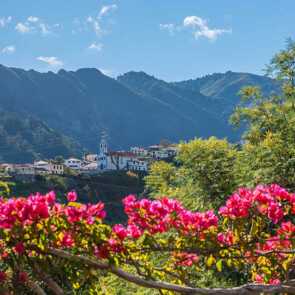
0,65,279,162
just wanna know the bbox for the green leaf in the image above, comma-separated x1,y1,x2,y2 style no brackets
206,255,215,267
216,259,223,272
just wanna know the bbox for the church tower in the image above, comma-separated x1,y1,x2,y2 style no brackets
99,131,108,156
98,131,108,171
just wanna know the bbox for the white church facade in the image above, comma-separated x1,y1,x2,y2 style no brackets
97,135,149,172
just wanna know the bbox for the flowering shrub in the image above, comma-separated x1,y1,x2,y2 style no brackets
0,184,295,293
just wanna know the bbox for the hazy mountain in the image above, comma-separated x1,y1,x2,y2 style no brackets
172,71,280,116
0,65,236,161
0,66,280,162
0,111,81,163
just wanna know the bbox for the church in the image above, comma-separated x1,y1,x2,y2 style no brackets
97,134,149,172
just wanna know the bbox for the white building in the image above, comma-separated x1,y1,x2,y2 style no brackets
130,147,149,157
127,158,149,172
48,163,64,175
84,154,98,162
7,164,35,175
148,145,178,160
34,160,64,175
106,151,138,171
64,158,83,170
80,162,98,173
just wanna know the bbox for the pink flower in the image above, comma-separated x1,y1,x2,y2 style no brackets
45,191,56,204
14,242,25,254
61,232,74,248
269,278,281,285
67,191,77,202
113,224,128,240
255,274,264,284
175,253,199,267
108,238,123,253
94,245,109,259
127,224,142,239
0,271,7,283
267,202,283,224
217,231,234,246
18,271,28,283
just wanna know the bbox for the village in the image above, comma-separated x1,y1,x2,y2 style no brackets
0,135,178,182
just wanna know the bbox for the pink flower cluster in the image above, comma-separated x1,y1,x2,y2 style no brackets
255,221,295,255
219,184,294,224
255,274,281,285
217,231,234,246
0,191,106,255
174,252,199,267
0,191,56,229
65,202,106,224
121,195,218,239
0,191,106,230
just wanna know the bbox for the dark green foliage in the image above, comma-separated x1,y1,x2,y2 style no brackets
145,137,238,210
0,111,81,163
11,171,145,224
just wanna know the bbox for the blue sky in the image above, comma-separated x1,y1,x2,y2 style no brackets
0,0,294,81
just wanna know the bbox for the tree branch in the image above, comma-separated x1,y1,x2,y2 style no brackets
27,279,47,295
33,263,64,295
47,248,295,295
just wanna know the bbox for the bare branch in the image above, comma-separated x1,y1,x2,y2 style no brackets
33,263,64,295
27,279,47,295
47,248,295,295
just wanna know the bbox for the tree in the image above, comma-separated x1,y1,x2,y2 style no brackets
145,137,238,210
0,185,295,294
231,40,295,189
0,181,11,198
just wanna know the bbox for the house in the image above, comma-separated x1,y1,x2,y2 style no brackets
164,146,178,157
48,163,64,175
106,151,138,171
148,145,169,160
34,160,49,170
130,147,149,157
83,154,98,162
34,160,64,175
7,164,36,182
127,157,149,172
64,158,83,170
147,144,178,160
34,160,50,175
12,164,35,175
80,162,99,175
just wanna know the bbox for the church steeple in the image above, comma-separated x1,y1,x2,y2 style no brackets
99,131,108,155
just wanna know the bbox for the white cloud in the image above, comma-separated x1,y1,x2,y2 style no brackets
0,16,12,28
39,23,51,35
79,4,118,37
1,45,15,54
88,42,103,51
15,22,31,33
86,16,103,36
183,16,231,41
99,4,117,18
160,23,175,35
37,56,63,67
15,18,59,36
27,16,39,23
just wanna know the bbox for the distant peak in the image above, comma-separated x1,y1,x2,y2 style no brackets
76,68,103,75
118,71,156,81
57,69,67,75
